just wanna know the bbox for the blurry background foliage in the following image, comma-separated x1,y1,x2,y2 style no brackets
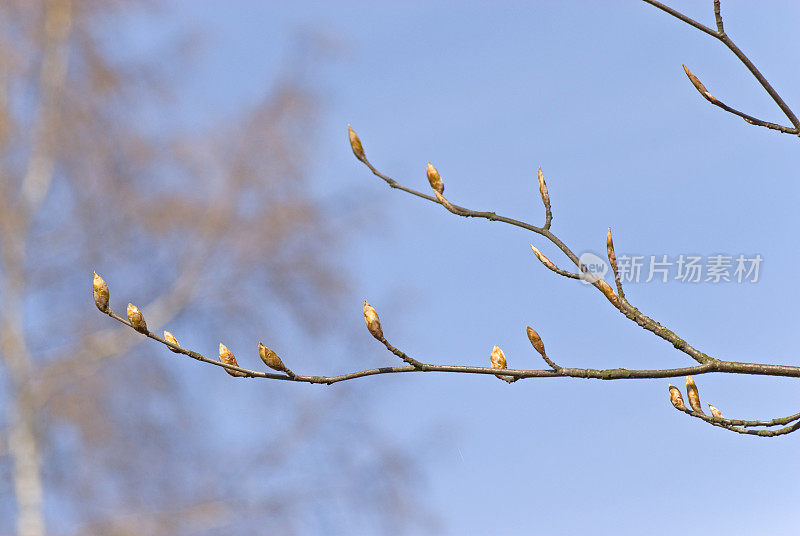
0,1,429,535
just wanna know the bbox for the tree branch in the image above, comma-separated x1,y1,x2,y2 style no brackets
95,2,800,438
642,0,800,134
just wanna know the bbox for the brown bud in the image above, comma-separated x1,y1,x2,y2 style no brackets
163,331,181,353
685,375,703,414
426,161,444,194
525,326,546,357
92,271,109,312
490,345,507,369
127,303,148,333
348,125,366,162
606,227,617,268
363,300,383,340
682,64,717,103
537,167,550,207
668,384,686,411
219,343,246,377
258,342,289,373
708,403,723,419
597,279,620,308
490,345,513,381
530,245,558,273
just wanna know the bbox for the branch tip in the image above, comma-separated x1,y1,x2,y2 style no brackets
426,161,444,194
258,342,292,375
92,271,109,312
530,245,554,270
668,384,687,411
348,125,367,163
685,375,703,414
525,326,546,357
682,64,717,103
363,300,384,340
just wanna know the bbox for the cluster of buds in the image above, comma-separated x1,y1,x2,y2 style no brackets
126,303,148,334
94,274,299,379
258,342,292,375
93,272,109,312
218,343,246,377
682,64,718,104
363,300,384,341
669,376,722,417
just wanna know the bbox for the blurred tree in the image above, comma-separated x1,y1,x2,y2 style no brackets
0,1,424,534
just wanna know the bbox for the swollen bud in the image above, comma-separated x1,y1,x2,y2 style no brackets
363,300,383,340
525,326,546,357
708,403,723,419
163,331,181,353
92,271,109,312
606,227,618,269
348,125,366,162
127,303,148,333
530,245,558,273
685,376,703,414
596,279,620,308
490,345,507,369
668,384,686,411
219,343,246,377
682,64,717,104
426,162,444,194
258,342,289,373
490,345,513,381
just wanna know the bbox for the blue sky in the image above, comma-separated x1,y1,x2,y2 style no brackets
140,2,800,534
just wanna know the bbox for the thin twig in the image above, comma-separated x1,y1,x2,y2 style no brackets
713,0,724,34
103,307,800,382
361,155,712,364
642,0,800,134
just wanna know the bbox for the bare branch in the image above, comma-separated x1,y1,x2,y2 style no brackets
713,0,724,34
347,141,713,365
94,3,800,441
643,0,800,134
100,301,800,383
667,379,800,437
